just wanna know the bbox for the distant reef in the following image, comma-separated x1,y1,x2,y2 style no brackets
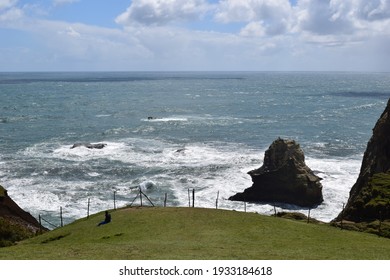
229,138,323,208
334,98,390,224
0,184,46,247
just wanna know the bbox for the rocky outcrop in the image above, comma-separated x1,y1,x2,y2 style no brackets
1,184,45,246
71,143,107,149
229,138,323,207
335,99,390,222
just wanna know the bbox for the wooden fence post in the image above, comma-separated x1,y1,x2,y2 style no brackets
192,189,195,208
216,191,219,209
129,191,139,207
39,214,42,234
140,189,155,207
188,188,190,207
273,205,277,216
87,198,90,219
139,187,143,207
307,209,311,223
244,202,246,212
114,191,117,210
164,193,167,207
60,207,63,227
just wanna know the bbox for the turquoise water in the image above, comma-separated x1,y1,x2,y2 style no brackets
1,72,389,225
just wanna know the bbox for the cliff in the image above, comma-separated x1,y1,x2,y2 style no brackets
335,99,390,222
229,138,323,207
1,184,45,246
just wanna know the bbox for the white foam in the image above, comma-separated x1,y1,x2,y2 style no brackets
304,157,361,221
167,153,362,222
5,176,131,226
51,141,131,162
143,117,188,122
8,138,363,224
88,172,101,177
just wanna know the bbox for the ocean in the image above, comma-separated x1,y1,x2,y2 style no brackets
1,71,389,227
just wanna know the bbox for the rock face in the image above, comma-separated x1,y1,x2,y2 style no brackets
229,138,323,207
0,184,44,235
335,99,390,222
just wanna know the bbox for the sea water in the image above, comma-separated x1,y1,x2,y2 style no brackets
0,71,389,226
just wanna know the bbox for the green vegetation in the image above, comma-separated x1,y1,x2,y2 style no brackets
351,172,390,221
1,186,35,247
331,172,390,237
368,172,390,208
0,207,389,260
0,218,36,248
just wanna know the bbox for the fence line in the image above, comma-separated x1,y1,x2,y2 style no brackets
37,188,331,230
39,214,59,229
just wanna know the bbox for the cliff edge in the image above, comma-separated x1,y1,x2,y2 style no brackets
335,99,390,223
1,184,45,246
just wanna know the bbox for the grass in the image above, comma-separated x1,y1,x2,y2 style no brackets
0,207,390,260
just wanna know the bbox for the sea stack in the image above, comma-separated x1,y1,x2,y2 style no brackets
335,99,390,222
229,138,323,207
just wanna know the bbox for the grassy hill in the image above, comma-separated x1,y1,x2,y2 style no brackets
0,207,389,260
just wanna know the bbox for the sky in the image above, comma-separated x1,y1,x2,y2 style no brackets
0,0,390,72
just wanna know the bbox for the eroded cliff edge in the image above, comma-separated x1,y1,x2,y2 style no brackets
334,99,390,223
1,184,45,246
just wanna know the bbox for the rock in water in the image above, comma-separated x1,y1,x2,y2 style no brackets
335,98,390,222
71,143,107,149
229,138,323,207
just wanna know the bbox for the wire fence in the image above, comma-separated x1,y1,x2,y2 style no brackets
37,187,324,230
38,187,194,230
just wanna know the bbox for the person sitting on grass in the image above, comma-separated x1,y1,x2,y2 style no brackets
97,211,111,226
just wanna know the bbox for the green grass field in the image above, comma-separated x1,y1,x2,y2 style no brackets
1,207,389,260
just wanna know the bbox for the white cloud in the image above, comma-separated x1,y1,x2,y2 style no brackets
0,7,23,23
32,21,153,70
239,21,265,37
295,0,390,36
63,25,80,37
0,0,18,10
116,0,211,26
355,0,390,21
215,0,293,35
1,0,390,71
295,0,355,35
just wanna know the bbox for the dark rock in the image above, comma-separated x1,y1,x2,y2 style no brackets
71,143,107,149
229,138,323,207
1,184,46,246
335,98,390,222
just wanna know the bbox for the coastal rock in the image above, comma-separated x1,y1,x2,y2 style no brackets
1,184,45,246
71,143,107,149
229,138,323,207
335,98,390,222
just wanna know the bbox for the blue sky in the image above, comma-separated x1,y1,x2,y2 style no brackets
1,0,390,71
